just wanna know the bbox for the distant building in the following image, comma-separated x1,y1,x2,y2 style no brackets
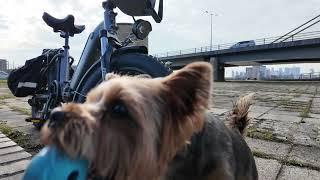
246,67,254,79
0,71,8,79
292,67,301,79
245,65,267,80
279,68,283,77
240,72,245,79
0,59,8,72
258,65,267,80
252,66,260,80
266,69,271,79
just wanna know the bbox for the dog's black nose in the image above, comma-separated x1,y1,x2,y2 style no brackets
48,111,65,128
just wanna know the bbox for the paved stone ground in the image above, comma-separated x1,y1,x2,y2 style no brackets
0,81,319,179
0,133,31,179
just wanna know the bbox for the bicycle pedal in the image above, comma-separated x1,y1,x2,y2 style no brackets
25,118,46,123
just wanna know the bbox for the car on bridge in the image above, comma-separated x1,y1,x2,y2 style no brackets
230,40,256,49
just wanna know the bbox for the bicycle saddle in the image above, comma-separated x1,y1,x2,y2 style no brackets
42,12,85,36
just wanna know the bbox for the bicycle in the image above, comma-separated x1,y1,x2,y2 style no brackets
23,0,169,128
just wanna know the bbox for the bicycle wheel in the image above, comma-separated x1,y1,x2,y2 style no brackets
73,53,171,102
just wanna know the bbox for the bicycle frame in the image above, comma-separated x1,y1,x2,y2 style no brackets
69,0,118,97
46,32,70,97
28,0,165,124
46,0,117,101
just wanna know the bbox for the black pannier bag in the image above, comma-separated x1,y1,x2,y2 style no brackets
7,49,62,97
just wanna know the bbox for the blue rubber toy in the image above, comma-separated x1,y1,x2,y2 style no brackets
23,146,89,180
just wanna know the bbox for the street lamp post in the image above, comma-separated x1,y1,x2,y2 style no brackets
205,11,218,50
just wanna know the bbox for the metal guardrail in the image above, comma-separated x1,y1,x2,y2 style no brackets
229,72,320,81
154,31,320,58
299,72,320,80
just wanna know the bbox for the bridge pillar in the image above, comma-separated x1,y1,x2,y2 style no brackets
210,57,225,82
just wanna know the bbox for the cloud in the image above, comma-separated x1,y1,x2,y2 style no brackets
0,0,319,74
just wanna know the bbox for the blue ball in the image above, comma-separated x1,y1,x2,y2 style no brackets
23,146,89,180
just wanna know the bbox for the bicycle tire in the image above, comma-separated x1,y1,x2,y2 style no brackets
73,53,171,102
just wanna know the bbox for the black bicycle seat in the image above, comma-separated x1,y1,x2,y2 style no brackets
42,12,85,36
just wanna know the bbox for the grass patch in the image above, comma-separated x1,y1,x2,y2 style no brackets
8,105,31,116
285,159,304,167
246,127,287,143
252,150,275,159
0,94,15,100
281,158,320,171
0,123,42,154
0,122,13,134
299,99,312,118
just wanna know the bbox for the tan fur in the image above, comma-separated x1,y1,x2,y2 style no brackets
227,93,255,134
40,103,99,161
41,62,213,180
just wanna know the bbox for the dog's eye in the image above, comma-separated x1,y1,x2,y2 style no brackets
111,102,128,117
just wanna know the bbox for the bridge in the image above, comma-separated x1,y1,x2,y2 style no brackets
155,31,320,81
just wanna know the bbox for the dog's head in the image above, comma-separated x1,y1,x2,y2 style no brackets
40,103,99,161
41,62,212,180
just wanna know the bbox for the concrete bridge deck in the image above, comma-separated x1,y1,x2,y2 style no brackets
157,31,320,82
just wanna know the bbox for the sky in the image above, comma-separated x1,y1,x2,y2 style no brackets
0,0,320,76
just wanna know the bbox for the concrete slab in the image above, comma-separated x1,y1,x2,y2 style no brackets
259,113,301,123
0,146,24,156
256,119,297,142
304,117,320,125
288,145,320,168
267,109,300,117
249,106,273,113
0,138,11,143
2,173,24,180
309,113,320,119
2,115,28,121
246,138,290,160
0,134,31,179
292,123,320,147
291,97,312,103
254,157,281,180
0,151,31,164
0,141,16,149
0,109,13,113
248,112,265,119
0,111,22,117
277,166,320,180
6,121,30,129
0,159,30,176
208,108,230,115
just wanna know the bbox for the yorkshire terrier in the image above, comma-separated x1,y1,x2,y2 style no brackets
40,62,258,180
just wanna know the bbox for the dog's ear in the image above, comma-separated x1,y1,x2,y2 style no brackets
158,62,212,165
105,73,120,81
162,62,212,126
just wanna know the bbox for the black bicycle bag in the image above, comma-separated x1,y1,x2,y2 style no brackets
7,49,61,97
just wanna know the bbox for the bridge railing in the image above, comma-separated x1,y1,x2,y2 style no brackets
154,31,320,58
299,72,320,80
